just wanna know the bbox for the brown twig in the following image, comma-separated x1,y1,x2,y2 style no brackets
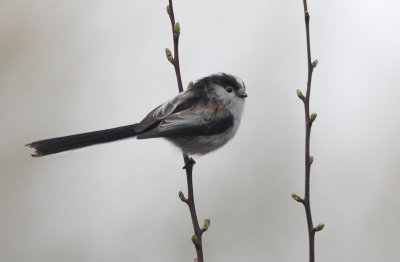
292,1,325,262
166,1,207,261
166,0,183,92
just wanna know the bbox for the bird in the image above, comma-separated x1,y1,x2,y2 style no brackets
27,73,247,157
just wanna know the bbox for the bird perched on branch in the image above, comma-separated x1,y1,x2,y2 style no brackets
27,73,247,157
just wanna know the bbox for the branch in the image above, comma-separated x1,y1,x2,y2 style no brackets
166,1,183,92
166,1,208,261
292,1,324,262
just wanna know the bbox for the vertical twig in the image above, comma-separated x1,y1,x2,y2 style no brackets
165,1,209,261
292,1,325,262
166,0,183,92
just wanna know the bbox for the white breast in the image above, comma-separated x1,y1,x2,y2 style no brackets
167,98,245,156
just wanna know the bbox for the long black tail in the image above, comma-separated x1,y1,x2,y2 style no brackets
27,124,139,157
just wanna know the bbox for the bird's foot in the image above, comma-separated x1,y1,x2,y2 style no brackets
182,157,196,170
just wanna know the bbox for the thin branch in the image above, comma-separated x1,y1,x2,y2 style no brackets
181,158,205,262
293,1,324,262
166,1,207,261
166,0,183,92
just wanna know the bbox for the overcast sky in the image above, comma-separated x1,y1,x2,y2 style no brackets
1,0,400,261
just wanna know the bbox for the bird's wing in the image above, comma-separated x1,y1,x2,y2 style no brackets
133,92,188,133
137,107,234,139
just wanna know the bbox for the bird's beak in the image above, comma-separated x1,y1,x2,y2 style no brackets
238,91,248,98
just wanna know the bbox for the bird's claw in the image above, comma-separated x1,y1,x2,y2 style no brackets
182,157,196,169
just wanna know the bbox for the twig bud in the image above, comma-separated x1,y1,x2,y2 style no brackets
179,191,187,202
202,218,211,231
305,11,310,18
315,223,325,232
187,81,194,89
166,5,170,13
309,156,314,164
312,59,319,68
191,235,199,245
310,113,317,122
291,193,303,203
297,89,304,100
174,22,180,39
165,48,173,62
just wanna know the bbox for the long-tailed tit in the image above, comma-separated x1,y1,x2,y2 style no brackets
27,73,247,157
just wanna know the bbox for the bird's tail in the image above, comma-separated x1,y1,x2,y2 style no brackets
26,124,139,157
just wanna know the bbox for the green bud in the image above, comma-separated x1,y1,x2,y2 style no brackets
309,156,314,164
312,59,319,68
305,11,310,18
291,193,303,202
178,191,186,201
165,48,172,57
166,5,170,13
297,89,304,99
202,218,211,231
187,81,194,89
165,48,173,62
310,113,317,122
191,234,198,245
315,223,325,232
174,22,180,39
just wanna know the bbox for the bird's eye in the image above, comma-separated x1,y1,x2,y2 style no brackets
226,86,233,93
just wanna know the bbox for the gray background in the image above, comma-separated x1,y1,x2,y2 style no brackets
1,0,400,261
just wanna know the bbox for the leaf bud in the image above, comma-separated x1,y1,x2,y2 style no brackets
291,193,303,202
191,235,198,245
202,218,211,231
297,89,304,100
310,113,317,122
165,48,173,62
178,191,186,202
174,22,180,39
315,223,325,232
